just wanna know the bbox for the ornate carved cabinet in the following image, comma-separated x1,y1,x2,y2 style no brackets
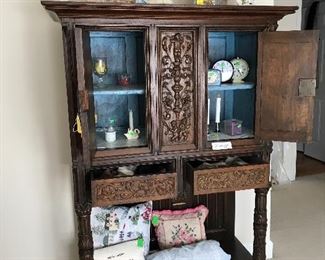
41,1,319,259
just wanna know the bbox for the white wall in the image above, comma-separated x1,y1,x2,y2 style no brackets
1,1,78,259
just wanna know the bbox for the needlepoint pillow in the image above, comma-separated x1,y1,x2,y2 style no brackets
91,201,152,255
152,205,209,249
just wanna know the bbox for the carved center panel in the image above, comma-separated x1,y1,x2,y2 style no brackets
159,31,196,147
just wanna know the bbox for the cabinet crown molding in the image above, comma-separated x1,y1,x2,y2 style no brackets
41,1,297,23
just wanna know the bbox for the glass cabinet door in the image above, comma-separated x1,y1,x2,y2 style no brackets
81,29,149,153
206,31,257,142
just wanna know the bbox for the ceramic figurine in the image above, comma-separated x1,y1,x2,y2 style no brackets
117,166,137,176
105,119,116,143
124,128,140,140
118,73,130,86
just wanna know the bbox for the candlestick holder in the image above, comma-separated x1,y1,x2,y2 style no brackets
93,57,108,85
215,122,220,133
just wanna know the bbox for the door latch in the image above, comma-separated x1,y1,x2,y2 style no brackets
298,79,316,97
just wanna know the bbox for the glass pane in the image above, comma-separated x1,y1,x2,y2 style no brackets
207,31,257,142
89,30,147,150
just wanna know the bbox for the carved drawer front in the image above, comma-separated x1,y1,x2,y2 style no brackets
187,158,269,195
91,172,177,206
158,29,197,151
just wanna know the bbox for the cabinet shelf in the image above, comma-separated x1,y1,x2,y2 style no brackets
208,82,254,91
96,127,147,150
207,126,254,141
93,84,145,95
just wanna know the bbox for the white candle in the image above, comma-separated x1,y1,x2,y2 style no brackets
215,94,221,124
129,109,134,130
207,98,210,125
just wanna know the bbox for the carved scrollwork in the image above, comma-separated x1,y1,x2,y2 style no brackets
92,173,177,206
75,202,92,217
262,141,273,161
264,22,278,32
159,31,195,145
75,202,93,260
194,165,269,195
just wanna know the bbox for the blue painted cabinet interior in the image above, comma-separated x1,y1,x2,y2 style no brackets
207,32,257,141
89,31,147,150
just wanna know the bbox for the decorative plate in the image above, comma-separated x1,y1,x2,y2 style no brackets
208,69,221,85
212,60,234,82
230,57,249,83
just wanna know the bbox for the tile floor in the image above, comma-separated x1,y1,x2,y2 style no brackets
271,173,325,260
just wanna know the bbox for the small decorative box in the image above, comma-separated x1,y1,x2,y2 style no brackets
224,119,242,136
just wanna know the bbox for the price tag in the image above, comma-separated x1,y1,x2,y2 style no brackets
212,141,232,150
137,238,144,248
152,216,159,226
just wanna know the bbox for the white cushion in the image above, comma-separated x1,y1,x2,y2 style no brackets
94,240,145,260
146,240,231,260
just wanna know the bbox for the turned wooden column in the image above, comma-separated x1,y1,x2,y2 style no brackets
253,187,270,260
73,164,93,260
75,202,93,260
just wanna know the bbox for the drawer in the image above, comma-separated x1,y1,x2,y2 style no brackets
91,162,177,206
187,156,269,195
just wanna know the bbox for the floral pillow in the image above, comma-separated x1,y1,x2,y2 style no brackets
91,201,152,255
152,205,209,249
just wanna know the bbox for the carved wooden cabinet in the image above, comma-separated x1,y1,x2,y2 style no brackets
41,1,319,260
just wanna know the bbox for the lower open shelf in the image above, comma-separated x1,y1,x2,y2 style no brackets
148,237,251,260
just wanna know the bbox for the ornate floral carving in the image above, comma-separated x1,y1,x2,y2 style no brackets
92,173,177,206
75,202,92,216
78,238,93,260
253,187,270,260
194,165,269,195
160,31,195,145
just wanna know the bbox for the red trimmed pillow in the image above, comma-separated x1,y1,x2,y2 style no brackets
152,205,209,249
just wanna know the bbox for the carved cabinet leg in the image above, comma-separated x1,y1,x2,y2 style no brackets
75,202,93,260
253,187,270,260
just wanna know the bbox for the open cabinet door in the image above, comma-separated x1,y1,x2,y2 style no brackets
256,30,319,143
75,27,96,167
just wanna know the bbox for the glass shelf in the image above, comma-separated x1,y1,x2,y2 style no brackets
208,82,254,91
96,127,147,150
207,126,254,142
93,84,145,95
